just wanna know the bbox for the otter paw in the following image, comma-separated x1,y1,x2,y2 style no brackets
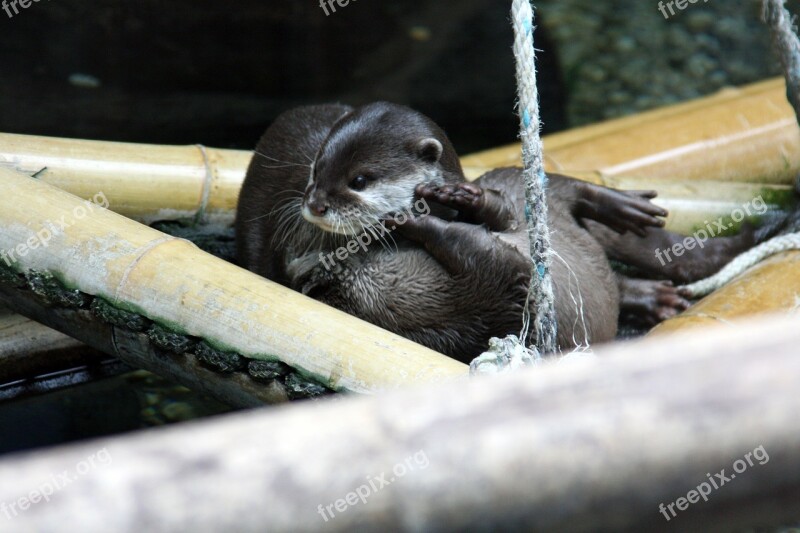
621,279,692,327
577,187,667,237
648,281,692,324
415,182,484,214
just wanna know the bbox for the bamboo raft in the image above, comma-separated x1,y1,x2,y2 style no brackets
1,78,800,530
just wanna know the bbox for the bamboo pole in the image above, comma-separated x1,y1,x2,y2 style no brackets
0,130,491,225
2,78,799,348
0,282,289,407
1,78,796,232
649,250,800,335
0,167,467,396
461,77,800,188
0,312,797,532
0,134,250,227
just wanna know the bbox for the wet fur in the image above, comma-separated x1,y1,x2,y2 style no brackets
236,103,765,362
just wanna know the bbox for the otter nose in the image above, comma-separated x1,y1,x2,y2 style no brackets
307,198,328,216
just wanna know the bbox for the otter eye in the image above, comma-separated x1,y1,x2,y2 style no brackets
349,175,368,191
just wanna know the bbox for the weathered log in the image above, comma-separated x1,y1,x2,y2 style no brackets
0,283,287,407
0,310,106,384
0,167,467,399
0,313,797,532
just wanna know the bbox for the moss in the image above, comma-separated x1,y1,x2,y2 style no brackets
91,298,151,332
148,324,197,354
285,373,330,400
194,341,246,373
758,187,796,210
0,262,25,288
27,270,92,308
248,360,291,382
0,263,335,398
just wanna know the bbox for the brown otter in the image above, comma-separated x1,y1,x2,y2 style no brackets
235,102,756,361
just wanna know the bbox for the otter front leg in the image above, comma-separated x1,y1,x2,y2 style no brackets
390,213,528,277
415,183,517,232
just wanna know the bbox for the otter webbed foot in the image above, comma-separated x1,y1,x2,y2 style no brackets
574,183,667,237
618,277,692,327
415,182,516,231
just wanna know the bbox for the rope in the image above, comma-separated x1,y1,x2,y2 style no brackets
680,1,800,298
678,2,800,296
680,233,800,298
763,0,800,121
512,0,557,355
471,0,557,375
474,0,800,374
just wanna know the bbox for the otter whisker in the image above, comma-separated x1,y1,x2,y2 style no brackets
253,150,312,169
270,197,308,249
244,191,304,223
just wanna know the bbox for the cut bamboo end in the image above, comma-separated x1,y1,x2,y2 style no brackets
649,251,800,336
0,167,468,393
461,77,800,187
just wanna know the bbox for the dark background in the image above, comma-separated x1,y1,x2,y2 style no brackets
0,0,567,154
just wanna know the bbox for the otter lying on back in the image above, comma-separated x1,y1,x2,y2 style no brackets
236,103,756,362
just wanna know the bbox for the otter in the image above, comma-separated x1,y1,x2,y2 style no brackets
235,102,759,361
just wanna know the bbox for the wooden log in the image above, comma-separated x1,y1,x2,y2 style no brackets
0,312,797,532
0,310,106,384
0,283,288,407
0,167,467,396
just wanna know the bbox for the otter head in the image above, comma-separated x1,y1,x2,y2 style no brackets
302,102,463,236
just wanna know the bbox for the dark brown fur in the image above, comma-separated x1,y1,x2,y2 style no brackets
235,103,758,362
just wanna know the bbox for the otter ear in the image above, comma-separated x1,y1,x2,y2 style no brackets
416,138,443,164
